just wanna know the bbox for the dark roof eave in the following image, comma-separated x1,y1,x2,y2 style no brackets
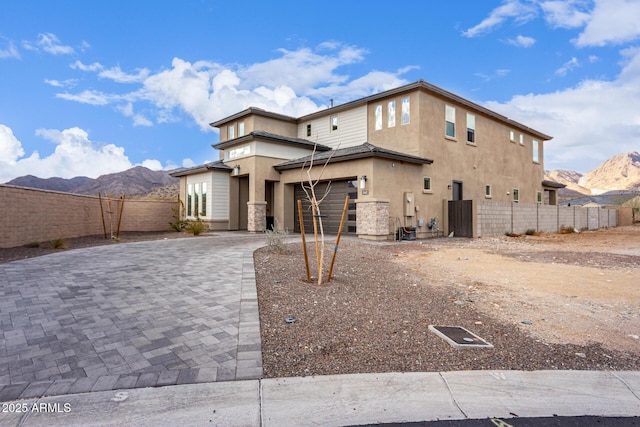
210,107,297,128
542,180,566,189
274,150,433,171
169,161,231,177
213,131,331,151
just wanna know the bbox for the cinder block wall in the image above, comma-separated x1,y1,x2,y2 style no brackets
0,185,176,248
476,200,511,236
537,205,557,232
476,200,618,237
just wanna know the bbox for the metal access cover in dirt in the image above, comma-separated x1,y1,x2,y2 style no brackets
429,325,494,349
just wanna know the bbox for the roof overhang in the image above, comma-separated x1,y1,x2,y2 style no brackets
542,180,566,189
213,130,331,152
274,142,433,171
169,160,232,177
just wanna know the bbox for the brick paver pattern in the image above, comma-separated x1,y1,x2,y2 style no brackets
0,233,265,401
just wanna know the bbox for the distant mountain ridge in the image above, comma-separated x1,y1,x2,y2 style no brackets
546,151,640,200
4,166,179,198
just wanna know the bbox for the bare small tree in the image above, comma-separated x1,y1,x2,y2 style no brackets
300,144,337,285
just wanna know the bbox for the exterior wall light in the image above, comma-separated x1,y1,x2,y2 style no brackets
233,165,240,176
360,175,367,189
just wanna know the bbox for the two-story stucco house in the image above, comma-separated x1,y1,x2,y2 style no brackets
170,79,557,240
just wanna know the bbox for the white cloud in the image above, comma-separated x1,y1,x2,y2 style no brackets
71,60,103,72
0,125,25,164
485,48,640,172
99,65,150,83
507,35,536,47
35,33,75,55
0,39,20,59
0,125,163,182
182,158,196,168
463,0,538,37
57,44,409,130
575,0,640,46
555,57,581,76
56,90,114,105
44,78,77,88
540,0,591,28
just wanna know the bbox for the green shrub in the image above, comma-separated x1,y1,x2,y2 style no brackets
25,241,40,248
168,203,188,232
525,229,538,236
265,220,289,253
559,225,576,234
48,238,67,249
186,218,207,236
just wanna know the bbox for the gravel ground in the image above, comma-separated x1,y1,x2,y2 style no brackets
255,238,640,378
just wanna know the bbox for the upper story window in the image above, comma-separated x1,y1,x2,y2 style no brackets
532,139,539,163
401,97,410,125
513,188,519,203
331,115,338,131
485,185,492,198
510,130,516,142
423,177,432,192
306,124,312,137
374,105,382,130
388,101,396,128
228,125,235,140
519,134,524,145
466,113,475,144
238,122,245,137
445,105,456,138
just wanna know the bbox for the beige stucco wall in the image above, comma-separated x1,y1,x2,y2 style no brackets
366,88,546,206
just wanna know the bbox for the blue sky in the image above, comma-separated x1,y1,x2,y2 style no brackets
1,0,639,182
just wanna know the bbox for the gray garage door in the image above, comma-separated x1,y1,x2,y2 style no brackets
294,179,357,234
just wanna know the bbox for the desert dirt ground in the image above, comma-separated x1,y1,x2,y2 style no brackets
396,226,640,353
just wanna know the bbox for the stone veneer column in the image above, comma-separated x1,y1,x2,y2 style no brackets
355,199,390,240
247,201,267,233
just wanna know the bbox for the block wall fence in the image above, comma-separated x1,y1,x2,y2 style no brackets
0,185,176,248
475,199,625,237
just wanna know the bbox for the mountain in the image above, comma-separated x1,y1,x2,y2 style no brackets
4,166,179,198
578,151,640,194
546,151,640,200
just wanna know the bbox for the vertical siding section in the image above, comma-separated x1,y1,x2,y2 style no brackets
211,172,229,220
298,105,367,149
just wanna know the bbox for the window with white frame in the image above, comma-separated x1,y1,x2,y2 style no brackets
228,125,235,140
201,183,207,216
238,122,245,137
374,105,382,130
401,97,410,125
388,101,396,128
467,113,475,144
513,188,519,203
510,130,515,142
485,185,492,198
187,182,208,217
187,184,193,216
306,124,312,137
533,139,539,163
519,134,524,145
445,105,456,138
331,115,338,131
537,191,542,204
423,177,432,192
193,183,200,217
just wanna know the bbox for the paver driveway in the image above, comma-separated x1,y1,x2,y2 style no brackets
0,233,265,401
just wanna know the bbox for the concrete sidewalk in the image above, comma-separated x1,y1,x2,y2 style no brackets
0,370,638,426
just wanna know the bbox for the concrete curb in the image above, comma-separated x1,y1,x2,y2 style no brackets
1,370,638,426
